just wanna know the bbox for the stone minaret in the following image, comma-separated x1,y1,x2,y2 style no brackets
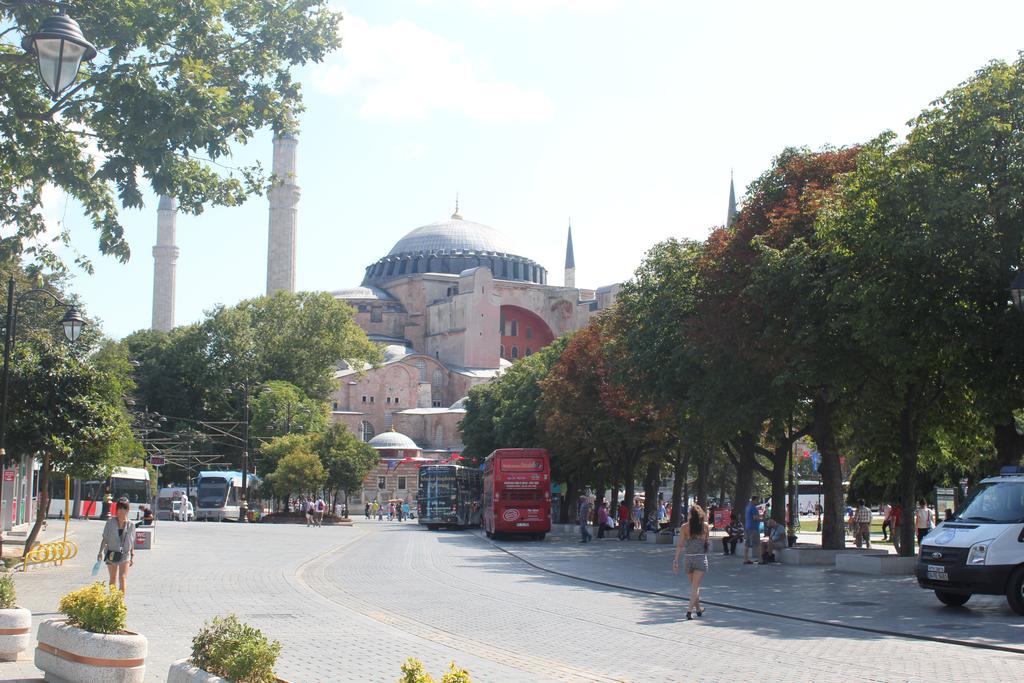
727,172,738,227
266,133,300,295
564,222,576,289
151,195,179,332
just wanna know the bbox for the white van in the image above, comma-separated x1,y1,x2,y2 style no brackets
915,467,1024,615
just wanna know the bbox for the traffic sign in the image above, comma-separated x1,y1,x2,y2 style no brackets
2,470,14,482
148,456,166,466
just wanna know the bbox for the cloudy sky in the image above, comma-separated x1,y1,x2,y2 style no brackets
47,0,1024,339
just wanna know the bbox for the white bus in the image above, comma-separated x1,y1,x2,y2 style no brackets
195,471,259,522
796,479,850,515
46,466,152,520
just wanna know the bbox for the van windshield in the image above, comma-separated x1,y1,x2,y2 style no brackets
958,482,1024,524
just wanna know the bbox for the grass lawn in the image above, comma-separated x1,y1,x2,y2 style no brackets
798,517,888,536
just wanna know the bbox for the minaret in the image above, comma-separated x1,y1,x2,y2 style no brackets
266,133,300,295
727,172,738,227
564,221,576,289
151,195,179,332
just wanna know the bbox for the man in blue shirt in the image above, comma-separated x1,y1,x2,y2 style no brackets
743,496,761,564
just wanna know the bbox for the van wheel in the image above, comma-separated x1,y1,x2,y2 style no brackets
535,533,546,541
427,524,439,531
1007,567,1024,616
935,591,970,607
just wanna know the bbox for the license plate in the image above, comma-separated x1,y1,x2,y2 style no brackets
516,522,529,527
927,564,948,581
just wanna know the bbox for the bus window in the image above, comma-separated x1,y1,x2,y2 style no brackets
111,477,150,504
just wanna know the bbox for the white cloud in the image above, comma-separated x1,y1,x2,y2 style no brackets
313,15,553,122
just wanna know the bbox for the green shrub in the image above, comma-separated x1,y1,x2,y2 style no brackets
58,582,126,634
191,614,281,683
0,573,15,609
398,658,471,683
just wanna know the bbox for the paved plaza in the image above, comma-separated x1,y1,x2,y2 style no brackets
2,519,1021,682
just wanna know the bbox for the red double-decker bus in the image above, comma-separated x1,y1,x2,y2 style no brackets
481,448,551,540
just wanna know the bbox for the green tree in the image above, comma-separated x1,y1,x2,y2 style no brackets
314,424,377,508
250,380,328,441
10,334,130,555
268,450,325,500
0,0,341,269
257,433,313,478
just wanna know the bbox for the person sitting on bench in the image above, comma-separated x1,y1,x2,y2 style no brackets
721,516,744,555
760,519,787,563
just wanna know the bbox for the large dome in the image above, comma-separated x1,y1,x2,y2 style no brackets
362,213,548,288
387,218,520,256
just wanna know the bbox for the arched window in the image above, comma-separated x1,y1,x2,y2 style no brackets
431,369,444,407
415,359,427,382
359,421,375,442
435,425,444,446
510,320,518,337
511,346,519,359
384,412,394,429
526,348,533,356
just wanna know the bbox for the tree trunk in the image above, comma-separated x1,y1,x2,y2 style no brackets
622,454,638,512
993,415,1024,469
696,454,710,509
561,478,576,523
770,447,787,525
23,453,50,558
670,451,687,529
812,395,845,550
732,432,756,515
609,484,619,514
643,460,659,527
898,399,919,557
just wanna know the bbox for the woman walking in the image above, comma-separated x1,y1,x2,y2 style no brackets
97,500,136,594
672,503,709,620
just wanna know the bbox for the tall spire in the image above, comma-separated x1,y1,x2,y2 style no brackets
451,193,462,220
151,195,179,332
727,171,737,228
564,220,576,289
267,133,300,296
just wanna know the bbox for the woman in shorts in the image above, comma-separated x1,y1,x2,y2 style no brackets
98,500,136,594
672,503,709,620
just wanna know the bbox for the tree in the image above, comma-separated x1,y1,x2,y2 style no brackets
268,450,325,501
314,424,377,508
9,334,131,555
250,380,328,441
1,0,341,269
257,433,313,478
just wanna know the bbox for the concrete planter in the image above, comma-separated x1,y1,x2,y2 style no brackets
168,658,291,683
0,607,31,661
35,618,147,682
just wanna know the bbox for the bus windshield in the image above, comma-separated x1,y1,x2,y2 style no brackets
197,479,228,507
110,477,150,504
958,482,1024,524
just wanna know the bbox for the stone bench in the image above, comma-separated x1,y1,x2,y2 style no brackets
775,546,885,566
835,553,916,575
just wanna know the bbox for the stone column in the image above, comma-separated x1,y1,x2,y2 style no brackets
267,133,300,295
151,195,179,332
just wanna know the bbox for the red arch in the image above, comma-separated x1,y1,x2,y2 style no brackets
499,305,554,361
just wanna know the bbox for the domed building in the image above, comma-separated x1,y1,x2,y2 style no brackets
328,207,620,506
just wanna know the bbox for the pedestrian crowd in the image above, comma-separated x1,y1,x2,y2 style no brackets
363,499,413,522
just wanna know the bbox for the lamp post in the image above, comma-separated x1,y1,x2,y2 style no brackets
2,0,98,99
226,382,253,521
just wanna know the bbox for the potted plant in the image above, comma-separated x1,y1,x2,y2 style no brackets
0,572,30,661
35,581,147,682
168,614,285,683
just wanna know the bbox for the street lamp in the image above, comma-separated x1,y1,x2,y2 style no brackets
226,382,254,521
2,1,98,99
0,274,86,465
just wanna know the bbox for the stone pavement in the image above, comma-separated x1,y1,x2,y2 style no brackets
504,525,1024,652
1,518,1021,682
